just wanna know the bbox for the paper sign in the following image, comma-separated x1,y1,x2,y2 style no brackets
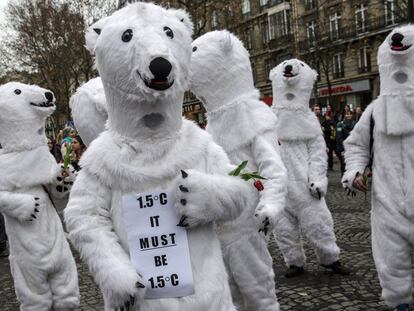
122,188,194,299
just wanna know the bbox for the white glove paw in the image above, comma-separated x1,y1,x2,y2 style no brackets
309,181,326,200
55,164,77,194
14,194,41,222
173,170,215,228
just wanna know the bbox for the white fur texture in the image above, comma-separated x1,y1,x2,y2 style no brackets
70,77,107,146
343,25,414,307
190,30,286,311
66,4,254,310
0,82,79,310
270,60,340,268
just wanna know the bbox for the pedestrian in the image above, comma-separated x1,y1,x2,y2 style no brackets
313,104,324,123
355,106,363,123
322,113,340,171
342,25,414,311
60,127,77,158
70,135,86,171
336,110,356,175
47,136,63,163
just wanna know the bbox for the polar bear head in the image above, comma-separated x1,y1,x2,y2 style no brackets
378,25,414,94
269,59,317,109
85,3,193,141
189,30,255,111
0,82,55,151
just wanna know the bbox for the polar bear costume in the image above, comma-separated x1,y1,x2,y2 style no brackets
343,25,414,309
0,82,79,311
270,59,345,277
64,3,255,311
70,77,107,146
189,30,286,311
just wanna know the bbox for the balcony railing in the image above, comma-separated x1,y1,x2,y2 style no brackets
298,14,405,53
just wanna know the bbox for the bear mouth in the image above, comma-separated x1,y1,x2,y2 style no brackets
391,43,412,52
30,102,55,108
137,71,174,91
283,73,297,78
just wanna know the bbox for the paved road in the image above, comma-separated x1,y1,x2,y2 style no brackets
0,169,402,310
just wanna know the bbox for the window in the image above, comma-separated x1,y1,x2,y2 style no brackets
358,47,371,73
211,11,219,29
355,4,368,34
242,0,250,15
306,20,316,46
333,53,344,78
269,10,291,40
245,28,254,50
260,0,269,6
261,21,270,45
251,62,257,84
385,0,395,25
305,0,315,10
329,13,342,41
265,59,275,81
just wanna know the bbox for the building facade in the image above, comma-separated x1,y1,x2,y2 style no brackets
119,0,408,121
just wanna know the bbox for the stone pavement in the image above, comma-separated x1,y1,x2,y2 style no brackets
0,169,406,310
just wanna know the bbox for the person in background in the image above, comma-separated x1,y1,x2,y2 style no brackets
355,106,363,123
336,110,356,175
47,136,63,163
70,135,86,171
61,127,77,158
313,104,324,124
322,113,339,171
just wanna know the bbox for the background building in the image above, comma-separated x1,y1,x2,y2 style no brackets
143,0,407,122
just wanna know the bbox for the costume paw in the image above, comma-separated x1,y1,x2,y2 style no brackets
173,170,214,228
55,164,77,194
309,181,326,200
104,269,145,310
255,205,274,234
15,195,41,222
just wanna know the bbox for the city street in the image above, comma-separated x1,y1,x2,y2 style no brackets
0,169,401,310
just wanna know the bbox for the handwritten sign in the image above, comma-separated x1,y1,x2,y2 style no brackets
122,188,194,299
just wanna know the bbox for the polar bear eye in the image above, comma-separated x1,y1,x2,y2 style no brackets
122,29,133,42
192,46,197,52
14,89,21,95
164,26,174,39
300,63,305,67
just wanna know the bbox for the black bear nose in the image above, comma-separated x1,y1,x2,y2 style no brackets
285,65,293,73
391,33,404,44
45,92,54,102
149,57,172,80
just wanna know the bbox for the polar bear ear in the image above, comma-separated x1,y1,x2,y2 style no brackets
220,31,233,53
170,9,193,36
312,69,318,82
85,17,109,55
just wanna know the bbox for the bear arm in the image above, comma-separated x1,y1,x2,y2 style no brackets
64,171,138,293
342,105,373,189
0,191,36,220
306,134,328,194
203,141,255,222
251,131,287,220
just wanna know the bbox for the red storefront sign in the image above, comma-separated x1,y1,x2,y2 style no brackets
319,85,353,96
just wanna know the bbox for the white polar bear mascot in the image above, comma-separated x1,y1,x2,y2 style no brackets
0,82,80,311
64,3,255,311
270,59,349,278
189,30,287,311
343,25,414,311
70,77,107,146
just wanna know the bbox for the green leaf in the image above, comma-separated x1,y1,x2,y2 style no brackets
240,173,253,181
249,174,267,180
229,160,248,176
63,143,73,171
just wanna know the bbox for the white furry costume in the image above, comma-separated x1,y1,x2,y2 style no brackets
270,59,340,268
0,82,79,311
64,4,254,311
70,77,107,146
190,30,286,311
343,25,414,307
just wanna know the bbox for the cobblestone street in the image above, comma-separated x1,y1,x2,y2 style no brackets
0,169,402,310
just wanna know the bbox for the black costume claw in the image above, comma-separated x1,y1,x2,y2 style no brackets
35,203,39,207
179,185,189,192
317,189,321,200
181,170,188,178
180,199,187,205
34,208,39,213
177,215,189,227
31,214,37,219
136,281,145,288
34,197,39,200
